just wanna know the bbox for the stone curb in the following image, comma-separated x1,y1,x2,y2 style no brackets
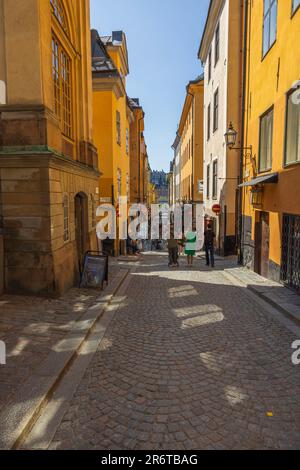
224,268,300,326
22,267,135,450
0,268,130,450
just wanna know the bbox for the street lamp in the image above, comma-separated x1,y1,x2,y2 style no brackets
224,122,254,170
224,122,238,149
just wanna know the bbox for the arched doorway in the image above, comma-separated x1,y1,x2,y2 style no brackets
75,192,89,274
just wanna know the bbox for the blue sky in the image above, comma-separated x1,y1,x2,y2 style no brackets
90,0,210,172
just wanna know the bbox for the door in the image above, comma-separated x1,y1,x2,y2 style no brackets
281,214,300,293
75,193,88,274
254,212,270,278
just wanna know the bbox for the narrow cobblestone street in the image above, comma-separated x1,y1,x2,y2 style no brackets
28,253,300,451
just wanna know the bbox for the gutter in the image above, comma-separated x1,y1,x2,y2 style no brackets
238,0,250,265
137,113,145,202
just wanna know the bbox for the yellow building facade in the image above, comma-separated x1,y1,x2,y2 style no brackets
178,77,204,207
241,0,300,291
91,30,132,254
0,0,99,295
128,99,147,205
92,30,131,205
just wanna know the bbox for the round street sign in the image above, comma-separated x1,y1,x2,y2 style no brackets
212,204,222,216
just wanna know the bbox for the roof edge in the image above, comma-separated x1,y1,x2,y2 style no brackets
198,0,225,62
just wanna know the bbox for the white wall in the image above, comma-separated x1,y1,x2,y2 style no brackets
203,0,229,216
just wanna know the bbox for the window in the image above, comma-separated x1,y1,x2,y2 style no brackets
212,160,218,199
259,107,274,171
61,49,72,137
52,36,72,138
52,38,60,118
213,89,219,132
116,111,121,145
215,23,220,65
198,180,204,194
208,48,212,82
50,0,69,35
63,195,69,242
126,174,130,200
91,195,96,228
292,0,300,14
207,104,211,141
263,0,277,57
126,128,129,155
285,88,300,165
206,164,210,199
117,169,122,198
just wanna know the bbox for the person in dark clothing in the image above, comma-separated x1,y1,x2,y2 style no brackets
167,225,179,267
168,238,179,267
204,224,216,267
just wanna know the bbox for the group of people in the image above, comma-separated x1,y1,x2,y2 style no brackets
126,236,141,256
167,224,216,268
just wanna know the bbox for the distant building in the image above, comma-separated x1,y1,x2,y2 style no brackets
176,76,204,210
151,171,168,204
171,133,181,204
151,170,167,187
91,29,131,256
127,97,148,205
168,161,175,206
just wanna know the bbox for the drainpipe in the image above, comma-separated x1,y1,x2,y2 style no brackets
238,0,250,265
187,90,195,214
137,113,145,203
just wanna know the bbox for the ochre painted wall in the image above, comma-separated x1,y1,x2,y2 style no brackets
242,0,300,269
178,78,204,204
0,0,100,295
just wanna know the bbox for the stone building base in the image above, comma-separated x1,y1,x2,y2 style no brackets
0,148,99,297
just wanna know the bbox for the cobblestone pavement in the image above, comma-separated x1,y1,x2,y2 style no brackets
45,254,300,449
0,262,120,414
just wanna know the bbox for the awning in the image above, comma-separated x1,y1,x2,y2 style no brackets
239,172,279,188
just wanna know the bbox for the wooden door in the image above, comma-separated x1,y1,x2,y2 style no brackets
254,212,269,277
260,212,270,278
75,193,88,274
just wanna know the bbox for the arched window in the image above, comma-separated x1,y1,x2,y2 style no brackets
63,195,69,242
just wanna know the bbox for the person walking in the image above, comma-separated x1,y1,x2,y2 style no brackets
185,230,197,266
204,224,216,268
178,235,186,256
167,226,179,267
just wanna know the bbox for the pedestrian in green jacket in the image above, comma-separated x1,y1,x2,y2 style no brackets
185,231,197,266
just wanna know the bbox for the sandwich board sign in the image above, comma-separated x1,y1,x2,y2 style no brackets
80,252,108,289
